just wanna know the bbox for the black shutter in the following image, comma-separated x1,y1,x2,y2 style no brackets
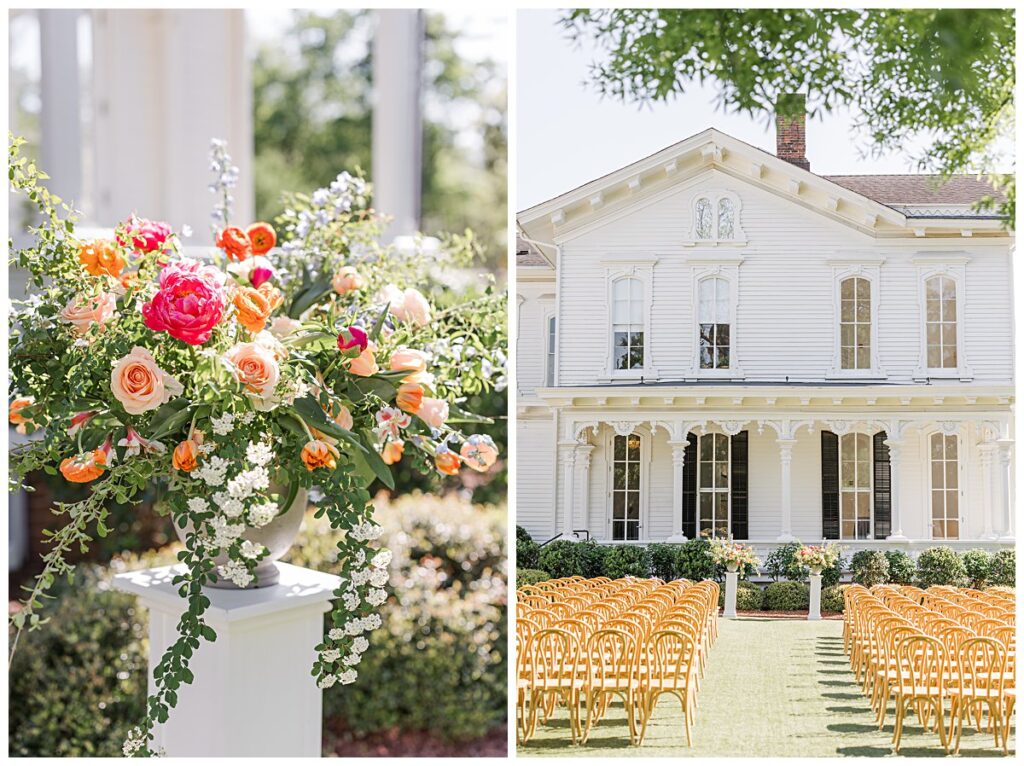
821,430,840,540
681,432,698,539
873,431,891,539
730,431,749,539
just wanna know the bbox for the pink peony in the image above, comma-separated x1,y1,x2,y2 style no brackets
142,258,227,345
120,216,173,254
337,325,369,352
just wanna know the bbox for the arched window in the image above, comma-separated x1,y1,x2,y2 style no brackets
839,433,872,539
694,197,713,239
612,433,642,540
698,277,730,369
698,433,730,537
925,276,957,369
840,277,871,370
717,198,735,239
929,432,959,539
612,277,644,370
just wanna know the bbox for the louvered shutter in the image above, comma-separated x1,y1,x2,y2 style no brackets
821,430,840,540
730,431,749,539
681,432,698,539
872,431,891,539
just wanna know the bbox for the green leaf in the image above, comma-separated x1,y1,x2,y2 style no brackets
368,303,390,341
287,276,333,319
291,395,366,451
358,429,395,490
277,480,300,518
444,404,495,425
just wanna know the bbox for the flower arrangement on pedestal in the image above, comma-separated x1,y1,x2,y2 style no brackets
7,136,505,757
709,538,762,575
792,543,842,574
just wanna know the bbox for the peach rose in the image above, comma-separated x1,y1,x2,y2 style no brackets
345,341,379,377
59,292,118,334
110,347,184,415
417,397,449,429
381,440,404,465
332,266,365,295
269,316,303,339
224,341,280,409
382,285,431,326
396,382,423,415
301,439,339,471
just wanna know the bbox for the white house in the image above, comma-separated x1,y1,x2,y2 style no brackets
516,98,1015,559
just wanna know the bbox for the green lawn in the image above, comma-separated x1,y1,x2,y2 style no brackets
519,617,1014,757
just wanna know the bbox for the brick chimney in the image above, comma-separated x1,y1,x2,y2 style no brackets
775,93,809,171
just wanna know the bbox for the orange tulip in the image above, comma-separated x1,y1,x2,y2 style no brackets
172,439,201,472
9,397,34,434
60,448,108,483
301,439,339,471
395,382,424,415
435,450,461,476
216,226,252,262
233,283,283,334
246,222,277,255
78,239,125,278
381,440,404,465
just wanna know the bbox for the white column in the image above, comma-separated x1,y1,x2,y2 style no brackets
886,440,908,541
978,441,998,540
113,563,339,757
808,573,823,621
666,441,689,542
372,9,424,242
559,446,577,539
723,570,738,618
776,438,798,542
575,445,594,538
39,10,82,209
996,439,1015,541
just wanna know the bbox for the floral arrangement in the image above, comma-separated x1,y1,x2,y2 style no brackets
792,543,842,573
7,136,505,757
709,538,762,574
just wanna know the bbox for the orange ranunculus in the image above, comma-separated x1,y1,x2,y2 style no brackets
60,449,108,483
233,283,283,334
460,436,499,472
216,226,252,262
120,271,140,291
78,239,125,278
246,222,276,255
435,450,461,476
381,440,404,465
301,439,339,471
9,397,34,434
172,439,201,472
395,382,423,415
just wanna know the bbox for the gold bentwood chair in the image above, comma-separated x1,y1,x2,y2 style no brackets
892,635,949,753
636,629,700,747
582,628,640,744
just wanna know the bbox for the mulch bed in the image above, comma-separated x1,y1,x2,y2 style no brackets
735,610,843,620
323,721,507,757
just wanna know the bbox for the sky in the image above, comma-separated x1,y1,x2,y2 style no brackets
517,9,951,210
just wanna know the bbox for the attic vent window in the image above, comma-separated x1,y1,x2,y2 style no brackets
689,190,745,245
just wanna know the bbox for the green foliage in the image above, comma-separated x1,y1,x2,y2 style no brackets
821,584,849,613
850,550,890,587
517,569,551,588
989,549,1016,586
764,543,805,582
536,539,607,579
762,581,811,612
603,545,652,579
822,552,845,589
885,550,917,585
563,8,1014,221
960,549,993,589
718,579,763,611
677,538,717,581
516,533,541,571
916,546,967,588
647,543,679,580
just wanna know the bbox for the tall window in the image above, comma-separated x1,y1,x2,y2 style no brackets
545,316,556,386
612,278,644,370
926,276,958,369
840,277,871,370
698,277,730,369
839,433,872,539
717,198,735,239
698,433,730,537
930,433,959,539
695,197,713,239
612,433,641,540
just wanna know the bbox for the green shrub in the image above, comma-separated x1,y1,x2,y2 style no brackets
648,543,679,580
764,542,804,581
677,538,717,581
516,528,541,571
718,579,763,611
821,584,849,613
537,539,581,579
850,550,890,587
989,549,1016,587
576,539,610,578
516,525,533,544
885,550,916,585
762,581,811,611
516,569,550,587
961,549,993,589
915,546,967,588
822,552,845,589
603,544,652,579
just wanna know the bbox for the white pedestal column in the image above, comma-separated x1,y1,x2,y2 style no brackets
667,441,689,542
996,439,1015,542
114,563,340,757
559,446,576,539
776,438,797,542
576,444,594,539
886,440,908,541
808,573,823,621
978,442,998,540
723,570,738,619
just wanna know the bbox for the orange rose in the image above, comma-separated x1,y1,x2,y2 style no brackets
435,450,461,476
345,341,379,377
246,222,276,255
9,397,34,434
59,292,118,334
78,239,125,278
233,283,283,334
381,440,404,465
60,448,108,483
332,266,365,295
216,226,252,262
172,439,200,472
395,382,424,415
301,439,339,471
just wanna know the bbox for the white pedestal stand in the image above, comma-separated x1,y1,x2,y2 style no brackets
113,562,340,757
808,573,823,621
723,570,739,618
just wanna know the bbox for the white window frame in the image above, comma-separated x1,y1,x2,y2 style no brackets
685,189,746,246
544,313,556,387
605,427,651,541
838,431,874,540
687,256,744,378
920,427,964,541
697,431,732,538
912,254,972,381
601,257,659,381
827,257,885,379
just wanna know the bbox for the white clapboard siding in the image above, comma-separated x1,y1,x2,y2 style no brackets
516,280,555,397
516,416,557,540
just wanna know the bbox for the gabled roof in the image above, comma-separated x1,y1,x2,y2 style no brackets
515,236,549,267
825,174,1004,212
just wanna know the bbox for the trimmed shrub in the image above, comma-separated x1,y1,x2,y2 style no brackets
850,550,890,587
763,581,811,611
677,538,717,581
516,532,541,571
537,540,582,579
916,546,967,588
718,579,764,611
516,525,533,544
516,569,550,587
822,552,845,589
961,549,993,589
822,584,849,613
576,539,610,578
764,542,804,581
885,549,916,585
603,544,653,579
989,549,1016,587
648,543,680,580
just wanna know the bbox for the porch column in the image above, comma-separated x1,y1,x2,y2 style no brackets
559,445,576,539
886,439,908,541
996,439,1015,541
776,438,797,542
576,445,594,539
666,441,689,542
978,441,998,540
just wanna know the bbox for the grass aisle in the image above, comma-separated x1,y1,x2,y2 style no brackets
519,617,1014,757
